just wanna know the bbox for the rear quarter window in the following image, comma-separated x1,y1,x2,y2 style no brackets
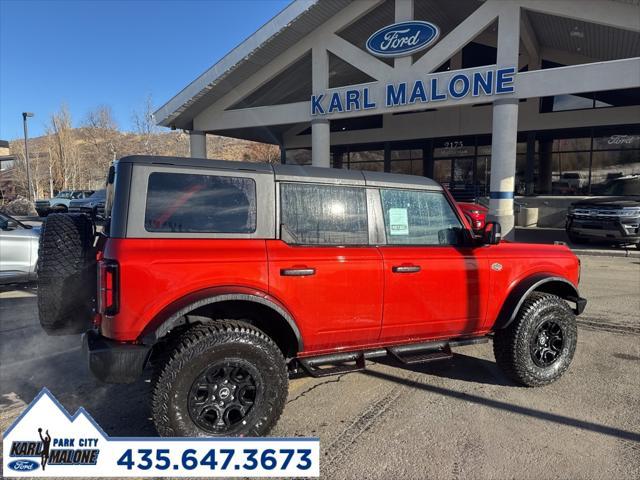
144,172,257,233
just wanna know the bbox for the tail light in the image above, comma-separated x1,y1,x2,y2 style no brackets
98,259,119,316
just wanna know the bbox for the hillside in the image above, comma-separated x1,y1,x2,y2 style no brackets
5,128,279,200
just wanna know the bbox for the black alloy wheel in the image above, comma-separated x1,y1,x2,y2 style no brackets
530,320,564,367
188,362,260,434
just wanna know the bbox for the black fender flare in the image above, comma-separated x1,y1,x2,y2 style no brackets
493,274,586,330
140,289,303,352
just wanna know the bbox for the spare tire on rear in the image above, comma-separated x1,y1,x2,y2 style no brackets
37,214,97,335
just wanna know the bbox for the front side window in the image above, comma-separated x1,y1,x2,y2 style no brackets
145,172,256,233
280,183,368,245
380,189,462,245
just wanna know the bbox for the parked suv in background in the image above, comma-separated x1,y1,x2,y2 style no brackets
0,212,39,284
37,156,586,438
35,190,94,216
69,189,106,219
566,175,640,248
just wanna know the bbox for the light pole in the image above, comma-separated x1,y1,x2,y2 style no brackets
22,112,35,201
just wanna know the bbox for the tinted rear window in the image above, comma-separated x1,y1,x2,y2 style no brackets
145,172,256,233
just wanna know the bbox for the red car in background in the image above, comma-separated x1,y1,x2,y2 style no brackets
458,202,488,232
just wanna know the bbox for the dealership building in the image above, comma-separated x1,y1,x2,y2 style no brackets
155,0,640,235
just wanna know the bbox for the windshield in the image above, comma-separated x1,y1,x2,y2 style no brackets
602,177,640,196
56,191,72,199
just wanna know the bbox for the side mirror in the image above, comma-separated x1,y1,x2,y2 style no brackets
482,221,502,245
6,220,19,230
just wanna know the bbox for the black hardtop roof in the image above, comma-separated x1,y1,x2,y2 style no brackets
117,155,442,190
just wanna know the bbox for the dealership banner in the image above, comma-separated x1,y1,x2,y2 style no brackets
3,388,319,477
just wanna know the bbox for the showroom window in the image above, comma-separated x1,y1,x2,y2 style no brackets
280,183,369,245
390,149,423,176
347,150,384,172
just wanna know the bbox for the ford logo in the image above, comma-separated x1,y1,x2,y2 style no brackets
366,21,440,57
8,459,39,472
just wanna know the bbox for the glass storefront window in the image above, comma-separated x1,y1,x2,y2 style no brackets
553,137,591,152
391,159,422,175
550,152,591,195
590,150,640,194
390,149,423,176
593,134,640,150
349,150,384,162
348,161,384,172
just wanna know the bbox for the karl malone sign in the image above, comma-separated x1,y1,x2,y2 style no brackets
310,66,517,116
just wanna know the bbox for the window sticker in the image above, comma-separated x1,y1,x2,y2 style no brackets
388,208,409,235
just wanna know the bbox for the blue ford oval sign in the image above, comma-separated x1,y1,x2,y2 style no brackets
366,21,440,57
8,459,40,472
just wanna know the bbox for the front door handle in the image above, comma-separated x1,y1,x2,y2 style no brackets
280,267,316,276
392,265,421,273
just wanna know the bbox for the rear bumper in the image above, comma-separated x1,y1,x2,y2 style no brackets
82,330,151,384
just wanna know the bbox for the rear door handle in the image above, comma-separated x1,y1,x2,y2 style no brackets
280,267,316,276
392,265,421,273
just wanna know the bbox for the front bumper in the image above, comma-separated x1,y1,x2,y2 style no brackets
566,215,640,243
82,330,151,384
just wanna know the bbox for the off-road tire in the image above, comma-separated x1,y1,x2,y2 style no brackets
37,213,96,335
151,320,288,437
493,292,577,387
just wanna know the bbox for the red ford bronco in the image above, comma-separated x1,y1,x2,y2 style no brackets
37,155,586,437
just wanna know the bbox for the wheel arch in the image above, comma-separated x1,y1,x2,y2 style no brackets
493,274,584,330
140,288,303,357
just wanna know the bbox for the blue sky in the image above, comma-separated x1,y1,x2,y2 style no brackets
0,0,290,140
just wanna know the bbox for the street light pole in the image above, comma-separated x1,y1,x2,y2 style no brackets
22,112,35,201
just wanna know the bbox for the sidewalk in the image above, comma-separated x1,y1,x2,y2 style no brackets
515,227,640,258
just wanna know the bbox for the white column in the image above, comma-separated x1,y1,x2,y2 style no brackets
489,4,520,239
312,46,330,167
189,130,206,158
394,0,414,70
311,119,330,167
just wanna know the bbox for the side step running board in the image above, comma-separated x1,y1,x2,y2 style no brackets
296,336,488,377
388,344,452,365
298,351,366,377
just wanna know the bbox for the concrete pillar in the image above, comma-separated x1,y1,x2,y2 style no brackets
189,130,206,158
312,45,330,167
311,119,330,167
489,98,519,238
488,3,520,239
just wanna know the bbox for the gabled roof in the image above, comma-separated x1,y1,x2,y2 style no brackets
155,0,640,134
154,0,350,129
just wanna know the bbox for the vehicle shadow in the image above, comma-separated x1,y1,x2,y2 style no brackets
373,352,515,387
361,368,640,442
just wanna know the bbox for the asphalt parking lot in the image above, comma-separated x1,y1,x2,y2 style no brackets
1,255,639,479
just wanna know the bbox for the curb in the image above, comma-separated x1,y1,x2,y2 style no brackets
573,249,640,258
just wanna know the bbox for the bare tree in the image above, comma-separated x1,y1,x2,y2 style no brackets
244,141,281,164
82,105,119,183
131,94,159,154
